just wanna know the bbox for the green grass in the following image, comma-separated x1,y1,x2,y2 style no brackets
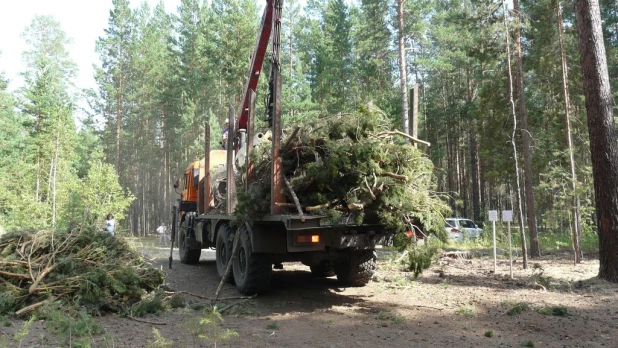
484,330,494,337
538,305,568,316
266,321,279,330
169,295,186,309
46,310,101,346
501,301,531,316
455,304,475,318
447,225,599,254
130,292,166,317
375,311,406,324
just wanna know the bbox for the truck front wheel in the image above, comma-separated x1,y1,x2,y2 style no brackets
178,221,201,264
232,229,272,295
334,249,376,286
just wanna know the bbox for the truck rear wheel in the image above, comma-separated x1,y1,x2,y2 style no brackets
232,229,272,295
334,249,376,286
179,221,201,264
310,261,335,278
215,224,234,283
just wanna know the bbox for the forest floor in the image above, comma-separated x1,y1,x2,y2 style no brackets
3,238,617,347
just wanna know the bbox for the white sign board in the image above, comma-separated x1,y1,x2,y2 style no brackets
502,210,513,222
488,210,498,222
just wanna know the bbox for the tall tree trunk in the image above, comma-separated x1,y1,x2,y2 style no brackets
467,72,480,221
397,0,409,137
513,0,540,257
446,133,456,214
115,61,123,172
503,0,528,269
574,0,618,282
557,0,583,263
51,133,60,227
470,127,480,221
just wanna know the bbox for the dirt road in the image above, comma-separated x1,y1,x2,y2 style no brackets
5,243,618,347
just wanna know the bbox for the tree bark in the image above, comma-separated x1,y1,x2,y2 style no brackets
574,0,618,282
115,60,123,173
467,71,480,222
503,0,528,269
513,0,540,257
397,0,409,138
557,0,582,263
51,133,59,227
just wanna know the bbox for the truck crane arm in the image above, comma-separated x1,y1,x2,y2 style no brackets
236,0,281,131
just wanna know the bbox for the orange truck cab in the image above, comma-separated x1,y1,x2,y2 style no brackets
175,150,228,215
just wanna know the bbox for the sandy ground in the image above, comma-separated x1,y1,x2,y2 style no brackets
3,241,617,348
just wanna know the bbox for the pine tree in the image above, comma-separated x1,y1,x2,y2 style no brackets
0,68,30,227
95,0,134,173
19,15,78,228
353,0,395,110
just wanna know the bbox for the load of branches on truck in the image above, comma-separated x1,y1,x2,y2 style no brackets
233,103,450,244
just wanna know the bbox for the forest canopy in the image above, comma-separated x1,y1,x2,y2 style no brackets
0,0,613,248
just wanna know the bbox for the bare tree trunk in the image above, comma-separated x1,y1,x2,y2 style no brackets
446,133,456,214
557,0,583,263
513,0,540,257
115,61,123,172
467,72,480,221
503,0,528,269
574,0,618,282
35,157,41,202
459,146,468,216
397,0,409,137
51,133,59,227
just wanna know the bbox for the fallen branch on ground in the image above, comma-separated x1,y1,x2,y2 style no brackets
128,315,167,325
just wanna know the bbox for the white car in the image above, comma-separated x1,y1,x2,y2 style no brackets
444,218,483,241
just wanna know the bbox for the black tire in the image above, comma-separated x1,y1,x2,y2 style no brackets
215,224,234,283
232,229,272,295
178,219,201,264
334,249,377,286
310,261,336,278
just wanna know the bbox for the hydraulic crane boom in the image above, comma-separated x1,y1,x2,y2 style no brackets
236,0,282,131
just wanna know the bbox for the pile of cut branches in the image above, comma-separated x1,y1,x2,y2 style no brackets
236,104,450,241
0,227,164,316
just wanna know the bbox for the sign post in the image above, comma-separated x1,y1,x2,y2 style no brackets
488,210,498,274
502,210,514,279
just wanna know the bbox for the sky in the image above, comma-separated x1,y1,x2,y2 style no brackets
0,0,181,93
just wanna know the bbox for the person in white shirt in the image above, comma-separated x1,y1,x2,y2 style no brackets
104,214,116,236
157,223,169,247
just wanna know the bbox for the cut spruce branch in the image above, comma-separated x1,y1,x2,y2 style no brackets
282,126,301,152
306,202,330,211
128,315,167,325
380,172,409,182
377,130,431,147
284,176,305,222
